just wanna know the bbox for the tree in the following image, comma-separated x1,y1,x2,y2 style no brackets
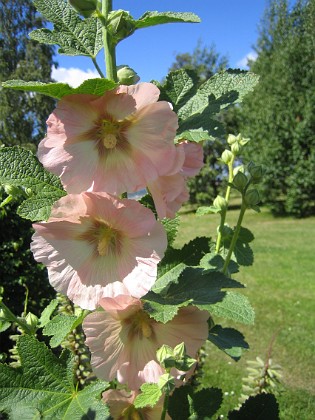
0,0,56,146
239,0,315,217
169,41,229,205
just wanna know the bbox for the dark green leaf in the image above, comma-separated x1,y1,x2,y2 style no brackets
200,252,239,274
0,147,66,221
210,291,255,325
161,216,180,247
208,325,249,360
228,393,279,419
0,335,109,419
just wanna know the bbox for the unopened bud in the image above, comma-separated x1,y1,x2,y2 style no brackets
233,171,248,191
244,189,260,207
117,65,140,85
69,0,98,18
158,373,176,393
231,142,241,155
25,312,39,332
156,344,174,368
227,134,237,145
248,162,264,183
221,149,233,164
213,195,227,211
107,10,136,44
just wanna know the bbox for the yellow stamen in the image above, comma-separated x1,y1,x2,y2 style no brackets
103,133,117,149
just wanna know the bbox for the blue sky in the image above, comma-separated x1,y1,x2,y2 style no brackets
53,1,269,86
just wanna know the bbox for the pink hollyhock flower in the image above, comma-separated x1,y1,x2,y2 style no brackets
102,389,170,420
148,173,189,219
38,83,179,195
83,290,209,390
30,192,167,310
179,141,204,177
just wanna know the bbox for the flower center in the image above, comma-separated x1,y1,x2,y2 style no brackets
79,218,121,257
100,120,119,149
128,310,154,340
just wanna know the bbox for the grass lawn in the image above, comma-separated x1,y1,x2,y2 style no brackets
175,207,315,419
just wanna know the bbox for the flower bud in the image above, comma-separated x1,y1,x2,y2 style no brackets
158,373,176,393
117,65,140,85
4,184,20,196
248,162,264,183
69,0,98,18
213,195,227,211
244,189,260,207
227,134,237,145
25,312,39,333
231,141,241,155
221,149,233,164
156,344,174,368
107,10,136,44
233,171,248,192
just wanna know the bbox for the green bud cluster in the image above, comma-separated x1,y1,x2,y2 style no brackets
156,342,196,373
239,356,282,406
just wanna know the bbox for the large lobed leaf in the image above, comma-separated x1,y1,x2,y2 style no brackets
143,266,250,323
0,147,66,221
0,335,109,419
135,11,200,28
31,0,103,57
2,78,117,100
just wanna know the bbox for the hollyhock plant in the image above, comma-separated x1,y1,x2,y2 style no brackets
83,288,209,390
102,389,170,420
38,83,181,195
31,192,167,310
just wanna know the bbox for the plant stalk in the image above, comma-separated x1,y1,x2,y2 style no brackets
102,0,117,81
222,200,246,274
0,300,33,335
160,391,169,420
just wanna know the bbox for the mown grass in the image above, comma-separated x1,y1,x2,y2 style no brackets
175,207,315,419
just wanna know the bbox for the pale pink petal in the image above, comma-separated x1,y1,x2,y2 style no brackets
180,141,204,177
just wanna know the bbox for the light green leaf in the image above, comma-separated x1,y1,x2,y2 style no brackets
134,383,162,409
135,11,200,29
161,216,180,247
209,291,255,325
43,313,85,348
196,205,221,215
208,325,249,360
144,267,244,323
0,147,66,221
178,69,260,120
175,129,214,143
31,0,103,57
2,78,117,99
39,299,59,328
0,335,109,419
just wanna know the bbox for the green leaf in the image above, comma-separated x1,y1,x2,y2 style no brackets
157,69,198,111
161,216,180,247
175,129,214,143
38,299,59,327
228,393,279,420
0,147,66,221
134,383,162,409
200,252,239,274
144,267,244,323
208,325,249,360
135,11,200,29
196,205,221,215
178,69,260,120
209,291,255,325
168,386,223,420
2,78,117,100
223,226,255,267
31,0,103,57
42,313,84,348
0,335,109,419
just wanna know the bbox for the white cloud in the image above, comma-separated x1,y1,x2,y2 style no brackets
236,51,258,69
51,66,100,87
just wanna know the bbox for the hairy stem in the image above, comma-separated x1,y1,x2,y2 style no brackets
222,201,246,274
102,0,117,81
92,57,105,78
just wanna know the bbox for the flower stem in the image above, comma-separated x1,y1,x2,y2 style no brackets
215,157,235,254
161,391,169,420
222,200,246,275
0,299,33,335
102,0,117,82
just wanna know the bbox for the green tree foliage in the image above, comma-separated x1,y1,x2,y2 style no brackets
0,0,56,146
239,0,315,217
168,41,228,205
